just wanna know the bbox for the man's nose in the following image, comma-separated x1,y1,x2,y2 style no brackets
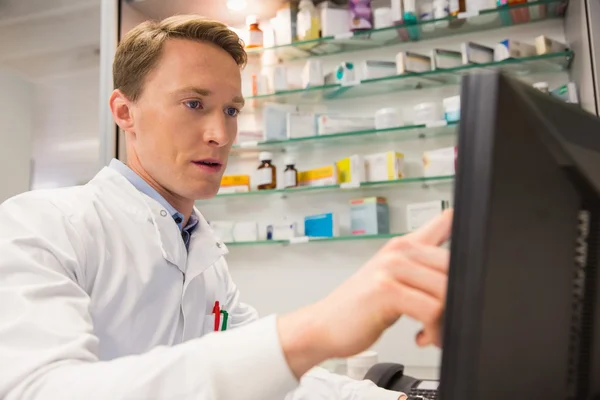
203,112,230,147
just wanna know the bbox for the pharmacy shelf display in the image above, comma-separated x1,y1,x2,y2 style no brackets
245,51,573,109
196,175,454,201
225,232,407,247
232,122,458,155
246,0,567,62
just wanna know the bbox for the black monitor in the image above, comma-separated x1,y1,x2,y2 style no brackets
440,72,600,400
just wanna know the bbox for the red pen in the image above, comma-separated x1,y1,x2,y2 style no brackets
212,301,221,332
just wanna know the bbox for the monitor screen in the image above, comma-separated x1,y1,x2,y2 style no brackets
439,71,600,400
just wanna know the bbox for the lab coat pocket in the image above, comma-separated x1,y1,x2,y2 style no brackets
203,315,218,335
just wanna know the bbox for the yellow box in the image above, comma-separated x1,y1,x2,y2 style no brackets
336,155,365,185
364,152,405,182
219,175,250,194
298,165,337,187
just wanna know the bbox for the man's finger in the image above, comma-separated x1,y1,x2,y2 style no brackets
403,244,450,273
409,209,454,246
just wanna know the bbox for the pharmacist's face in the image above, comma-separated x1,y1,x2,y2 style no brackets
128,38,243,200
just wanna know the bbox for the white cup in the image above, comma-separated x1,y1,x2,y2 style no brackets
347,350,379,380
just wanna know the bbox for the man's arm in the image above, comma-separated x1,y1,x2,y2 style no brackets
0,196,297,400
219,263,406,400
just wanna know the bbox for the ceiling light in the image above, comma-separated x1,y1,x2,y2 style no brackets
226,0,247,12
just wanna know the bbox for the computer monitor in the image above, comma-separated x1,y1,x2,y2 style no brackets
440,72,600,400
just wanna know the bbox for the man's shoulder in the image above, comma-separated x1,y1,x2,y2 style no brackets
1,183,103,227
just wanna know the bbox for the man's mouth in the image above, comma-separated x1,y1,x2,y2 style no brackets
192,159,223,173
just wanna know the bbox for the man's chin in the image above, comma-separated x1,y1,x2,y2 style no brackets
188,184,220,201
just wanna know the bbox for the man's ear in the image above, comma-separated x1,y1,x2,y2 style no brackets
109,89,135,134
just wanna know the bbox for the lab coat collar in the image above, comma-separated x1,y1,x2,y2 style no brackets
90,167,227,274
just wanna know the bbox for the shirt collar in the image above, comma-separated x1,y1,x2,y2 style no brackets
109,159,195,232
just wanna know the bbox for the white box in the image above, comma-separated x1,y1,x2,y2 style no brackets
320,6,350,37
287,112,316,139
232,221,258,242
360,60,397,80
263,103,298,141
494,39,536,61
396,52,432,74
364,151,405,182
302,60,325,88
535,35,567,55
461,42,494,64
406,201,450,232
423,146,456,177
267,221,299,240
317,115,375,135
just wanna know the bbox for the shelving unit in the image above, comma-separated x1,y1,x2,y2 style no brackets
199,1,575,367
232,121,458,154
225,232,406,247
245,51,573,109
246,0,568,62
203,175,454,201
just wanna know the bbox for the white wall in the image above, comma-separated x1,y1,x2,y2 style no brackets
0,69,33,202
31,68,101,188
199,18,570,374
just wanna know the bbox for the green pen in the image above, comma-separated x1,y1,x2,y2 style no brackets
220,310,229,331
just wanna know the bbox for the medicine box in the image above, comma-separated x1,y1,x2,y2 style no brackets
298,165,338,187
302,60,325,88
350,197,390,235
263,104,298,141
287,112,317,139
461,42,494,64
359,60,397,80
266,221,298,241
219,175,250,194
364,151,405,182
318,115,375,135
431,49,463,70
336,155,365,185
319,5,350,37
494,39,536,61
423,147,456,177
535,35,567,55
396,51,432,74
406,200,450,232
273,5,298,45
305,213,338,238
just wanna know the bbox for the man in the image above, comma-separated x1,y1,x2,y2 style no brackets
0,16,452,400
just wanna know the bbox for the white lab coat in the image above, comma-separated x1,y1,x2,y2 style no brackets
0,166,402,400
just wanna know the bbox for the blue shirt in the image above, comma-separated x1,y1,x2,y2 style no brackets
109,159,199,250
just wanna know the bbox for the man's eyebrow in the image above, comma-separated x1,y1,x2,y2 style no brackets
232,96,245,107
175,87,212,96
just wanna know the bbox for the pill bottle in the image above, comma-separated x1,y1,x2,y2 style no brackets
246,15,263,49
257,152,277,190
283,156,298,188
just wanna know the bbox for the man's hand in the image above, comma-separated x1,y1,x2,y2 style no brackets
278,209,452,378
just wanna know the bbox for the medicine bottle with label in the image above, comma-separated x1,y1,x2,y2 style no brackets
246,15,263,49
283,156,298,188
257,152,276,190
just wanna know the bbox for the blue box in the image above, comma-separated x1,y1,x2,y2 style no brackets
304,213,337,238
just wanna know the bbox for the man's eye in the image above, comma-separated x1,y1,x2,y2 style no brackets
225,107,240,117
185,100,202,110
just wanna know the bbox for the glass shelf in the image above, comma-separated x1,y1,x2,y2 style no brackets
225,232,406,247
233,121,458,155
204,175,455,202
246,0,568,62
245,51,573,108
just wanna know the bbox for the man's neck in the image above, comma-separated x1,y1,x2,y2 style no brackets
126,156,194,224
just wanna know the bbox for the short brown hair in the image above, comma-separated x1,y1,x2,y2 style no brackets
113,15,247,101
